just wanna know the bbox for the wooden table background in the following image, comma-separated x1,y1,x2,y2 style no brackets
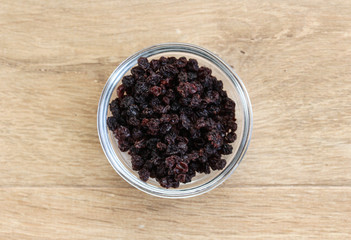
1,1,351,239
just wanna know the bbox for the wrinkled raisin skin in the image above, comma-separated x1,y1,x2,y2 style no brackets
107,56,237,188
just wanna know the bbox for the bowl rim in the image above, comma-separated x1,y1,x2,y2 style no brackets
97,43,253,198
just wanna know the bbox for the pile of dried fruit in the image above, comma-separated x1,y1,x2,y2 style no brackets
107,56,237,188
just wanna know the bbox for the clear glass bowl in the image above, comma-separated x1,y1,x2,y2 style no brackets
97,43,252,198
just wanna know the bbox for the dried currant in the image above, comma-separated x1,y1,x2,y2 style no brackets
107,56,237,188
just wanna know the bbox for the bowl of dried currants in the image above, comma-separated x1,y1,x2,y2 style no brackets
97,43,252,198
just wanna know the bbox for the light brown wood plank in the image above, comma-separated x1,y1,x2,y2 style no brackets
1,1,351,238
0,187,350,239
1,0,350,187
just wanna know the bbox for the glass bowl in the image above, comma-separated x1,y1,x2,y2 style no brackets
97,43,252,198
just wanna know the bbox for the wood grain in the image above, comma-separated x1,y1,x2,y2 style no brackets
1,188,350,240
0,0,350,239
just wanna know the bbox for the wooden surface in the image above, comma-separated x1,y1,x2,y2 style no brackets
1,0,351,239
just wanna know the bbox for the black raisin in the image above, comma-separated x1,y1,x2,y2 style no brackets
107,56,237,188
138,57,150,70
